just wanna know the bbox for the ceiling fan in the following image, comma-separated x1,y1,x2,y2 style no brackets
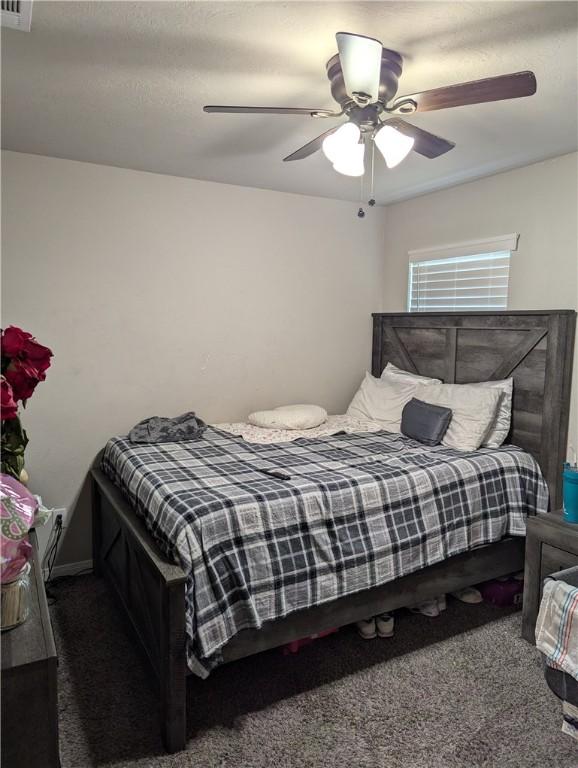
204,32,537,177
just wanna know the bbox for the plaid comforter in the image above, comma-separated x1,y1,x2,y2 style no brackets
102,427,548,677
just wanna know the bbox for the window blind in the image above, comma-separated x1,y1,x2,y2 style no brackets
408,251,511,312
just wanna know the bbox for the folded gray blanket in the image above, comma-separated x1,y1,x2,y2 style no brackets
128,412,207,444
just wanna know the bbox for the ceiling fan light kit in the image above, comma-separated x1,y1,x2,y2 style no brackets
321,121,413,176
322,122,367,176
332,141,366,177
322,122,360,163
374,125,415,169
204,31,536,203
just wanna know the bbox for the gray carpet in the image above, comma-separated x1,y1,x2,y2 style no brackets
50,575,577,768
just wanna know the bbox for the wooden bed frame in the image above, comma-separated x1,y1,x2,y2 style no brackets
91,310,575,752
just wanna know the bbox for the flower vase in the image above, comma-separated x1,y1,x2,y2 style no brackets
0,563,31,630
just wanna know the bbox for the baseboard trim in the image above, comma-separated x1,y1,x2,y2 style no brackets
45,559,93,581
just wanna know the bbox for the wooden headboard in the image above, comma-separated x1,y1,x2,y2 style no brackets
372,311,576,509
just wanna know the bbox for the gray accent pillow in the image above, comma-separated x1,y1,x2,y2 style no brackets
401,398,452,446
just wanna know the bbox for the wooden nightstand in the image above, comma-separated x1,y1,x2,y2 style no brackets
522,512,578,643
1,529,60,767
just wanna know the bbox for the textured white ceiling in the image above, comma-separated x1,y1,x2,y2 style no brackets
2,1,577,203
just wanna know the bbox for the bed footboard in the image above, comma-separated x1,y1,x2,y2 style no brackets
91,469,188,753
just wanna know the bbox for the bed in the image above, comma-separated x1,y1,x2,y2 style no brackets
91,310,575,752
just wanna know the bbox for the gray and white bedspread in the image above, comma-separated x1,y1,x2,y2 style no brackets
102,427,548,677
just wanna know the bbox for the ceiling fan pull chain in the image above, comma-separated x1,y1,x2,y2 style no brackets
358,165,365,218
369,142,376,207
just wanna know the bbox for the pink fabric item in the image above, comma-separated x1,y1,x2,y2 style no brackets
282,628,338,655
0,473,37,582
479,578,523,607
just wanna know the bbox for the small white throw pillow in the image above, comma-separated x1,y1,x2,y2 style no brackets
415,383,502,452
382,362,442,386
468,378,513,448
248,405,327,431
346,372,426,433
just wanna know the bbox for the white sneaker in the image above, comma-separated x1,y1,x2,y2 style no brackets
376,613,395,638
410,600,440,617
356,617,377,640
513,571,524,582
451,587,483,604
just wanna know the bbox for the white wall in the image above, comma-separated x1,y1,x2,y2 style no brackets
382,152,578,456
1,151,386,564
3,150,576,567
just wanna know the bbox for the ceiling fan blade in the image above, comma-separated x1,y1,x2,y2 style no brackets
203,105,339,117
390,71,537,113
383,118,455,159
283,125,342,162
336,32,382,103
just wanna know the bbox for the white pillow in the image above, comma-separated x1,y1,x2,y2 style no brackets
346,372,425,433
382,362,441,386
248,404,327,430
415,383,501,452
468,378,513,448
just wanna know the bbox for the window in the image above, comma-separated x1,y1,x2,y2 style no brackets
408,251,511,312
407,234,518,313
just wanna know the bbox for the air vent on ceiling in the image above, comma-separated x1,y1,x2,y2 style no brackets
1,0,33,31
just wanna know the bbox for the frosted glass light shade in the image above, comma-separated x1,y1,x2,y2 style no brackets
322,123,361,164
336,32,382,104
332,142,365,177
374,125,415,168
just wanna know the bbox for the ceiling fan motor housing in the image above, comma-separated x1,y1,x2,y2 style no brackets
326,47,403,109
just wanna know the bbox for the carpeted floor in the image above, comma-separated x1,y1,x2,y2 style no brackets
49,575,577,768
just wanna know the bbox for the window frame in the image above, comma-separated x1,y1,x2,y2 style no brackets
406,233,519,313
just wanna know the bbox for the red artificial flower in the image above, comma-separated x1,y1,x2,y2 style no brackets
1,326,34,358
1,326,53,375
0,378,18,420
4,360,44,403
22,338,53,374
